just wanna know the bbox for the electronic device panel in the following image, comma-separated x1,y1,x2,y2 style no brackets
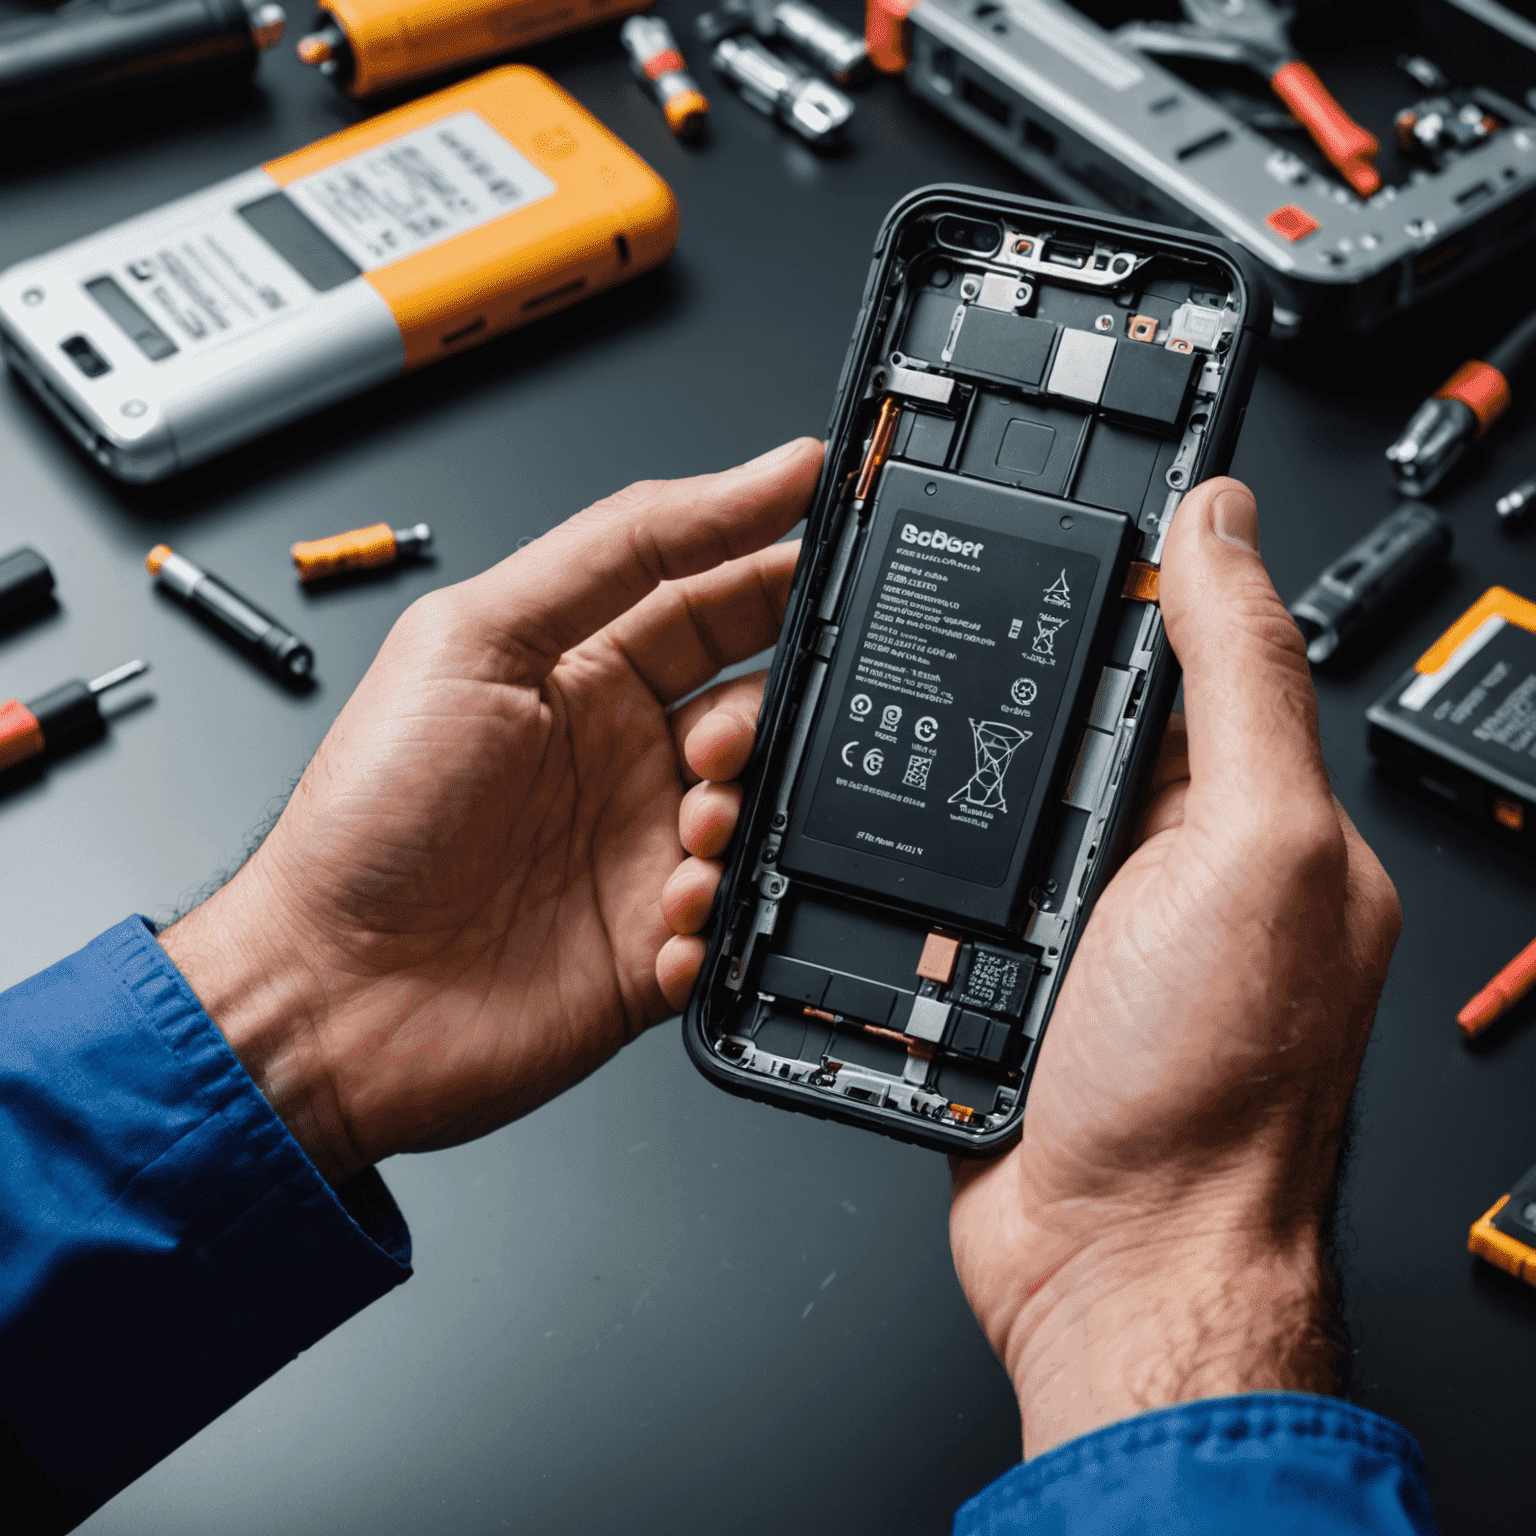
0,67,676,482
883,0,1536,337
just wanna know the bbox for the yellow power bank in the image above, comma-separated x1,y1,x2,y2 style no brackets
0,66,678,481
298,0,654,97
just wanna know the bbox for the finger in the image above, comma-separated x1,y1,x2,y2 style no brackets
680,780,744,858
657,934,709,1012
670,672,767,785
1158,477,1331,827
468,438,823,679
1334,797,1403,961
1140,711,1189,805
1131,713,1191,844
605,541,799,706
660,856,725,935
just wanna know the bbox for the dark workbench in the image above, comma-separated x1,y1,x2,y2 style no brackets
3,8,1535,1531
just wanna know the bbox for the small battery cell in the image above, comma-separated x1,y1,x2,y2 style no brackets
1367,587,1536,845
781,461,1133,930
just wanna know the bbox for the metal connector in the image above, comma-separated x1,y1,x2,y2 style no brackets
1385,394,1477,497
710,34,853,144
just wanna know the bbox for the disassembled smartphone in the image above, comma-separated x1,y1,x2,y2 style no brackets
0,66,676,482
685,187,1267,1154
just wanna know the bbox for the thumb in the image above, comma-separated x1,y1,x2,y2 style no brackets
1157,477,1330,826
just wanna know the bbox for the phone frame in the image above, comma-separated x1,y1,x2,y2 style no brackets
684,184,1270,1155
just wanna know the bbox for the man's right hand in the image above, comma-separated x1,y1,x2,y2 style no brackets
660,477,1401,1456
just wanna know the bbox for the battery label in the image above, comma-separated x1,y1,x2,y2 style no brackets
1404,618,1536,774
800,512,1099,886
103,211,319,355
286,112,557,270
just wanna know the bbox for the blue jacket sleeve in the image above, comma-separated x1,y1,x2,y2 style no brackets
954,1392,1439,1535
0,917,412,1533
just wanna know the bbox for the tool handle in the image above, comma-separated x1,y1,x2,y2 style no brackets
1270,60,1380,198
291,523,397,581
864,0,916,73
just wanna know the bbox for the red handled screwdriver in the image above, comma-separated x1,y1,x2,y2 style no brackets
0,660,148,772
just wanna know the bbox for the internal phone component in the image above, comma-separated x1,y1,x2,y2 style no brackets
781,461,1132,930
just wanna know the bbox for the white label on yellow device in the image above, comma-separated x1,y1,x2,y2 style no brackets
105,212,319,354
285,111,558,270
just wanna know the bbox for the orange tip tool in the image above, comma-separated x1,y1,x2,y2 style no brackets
1435,359,1511,437
1457,933,1536,1037
290,522,432,583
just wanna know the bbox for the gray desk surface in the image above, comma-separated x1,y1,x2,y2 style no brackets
3,9,1536,1532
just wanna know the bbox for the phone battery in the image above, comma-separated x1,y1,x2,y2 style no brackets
780,461,1133,930
1368,586,1536,844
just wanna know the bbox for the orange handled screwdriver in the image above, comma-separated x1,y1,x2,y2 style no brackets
0,660,147,773
1116,0,1380,198
290,522,432,584
1458,935,1536,1039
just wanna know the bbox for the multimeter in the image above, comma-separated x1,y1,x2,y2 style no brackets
0,66,678,481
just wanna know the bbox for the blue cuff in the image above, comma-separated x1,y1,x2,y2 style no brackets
955,1393,1439,1536
0,917,412,1530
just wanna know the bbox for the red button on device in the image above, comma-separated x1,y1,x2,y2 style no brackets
1265,204,1321,242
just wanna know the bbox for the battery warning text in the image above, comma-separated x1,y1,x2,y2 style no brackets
802,511,1099,887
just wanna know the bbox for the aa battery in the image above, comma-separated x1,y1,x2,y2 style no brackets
710,33,853,144
1288,503,1452,664
621,16,709,139
147,545,314,680
0,0,284,118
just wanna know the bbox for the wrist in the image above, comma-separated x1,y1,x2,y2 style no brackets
1003,1216,1341,1458
158,860,362,1187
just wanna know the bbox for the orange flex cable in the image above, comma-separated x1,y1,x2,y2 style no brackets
1436,360,1511,436
291,523,398,582
854,397,901,501
0,698,45,772
1270,61,1381,198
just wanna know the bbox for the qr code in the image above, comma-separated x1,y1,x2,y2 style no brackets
902,755,931,790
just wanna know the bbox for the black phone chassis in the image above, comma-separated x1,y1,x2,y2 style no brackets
685,186,1269,1155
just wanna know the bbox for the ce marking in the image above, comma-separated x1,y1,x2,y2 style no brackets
841,740,859,767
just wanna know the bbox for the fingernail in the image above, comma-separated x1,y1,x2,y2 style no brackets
1213,488,1259,553
743,439,807,471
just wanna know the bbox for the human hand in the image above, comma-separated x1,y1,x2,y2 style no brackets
158,437,824,1186
947,476,1400,1454
658,476,1401,1455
